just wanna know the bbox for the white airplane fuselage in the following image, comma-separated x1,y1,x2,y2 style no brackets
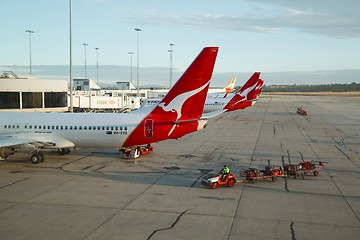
0,47,220,162
203,94,235,113
0,109,151,149
142,93,236,113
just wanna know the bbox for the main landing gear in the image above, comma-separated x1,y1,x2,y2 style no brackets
29,148,71,164
30,152,44,164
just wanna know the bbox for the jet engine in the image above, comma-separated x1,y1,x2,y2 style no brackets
0,147,15,159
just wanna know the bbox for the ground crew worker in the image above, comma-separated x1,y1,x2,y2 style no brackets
220,165,230,181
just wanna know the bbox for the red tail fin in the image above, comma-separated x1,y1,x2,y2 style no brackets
237,72,260,94
253,78,264,99
224,72,261,112
123,47,219,147
159,47,219,120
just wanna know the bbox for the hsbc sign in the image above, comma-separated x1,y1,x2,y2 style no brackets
91,97,122,108
97,100,116,105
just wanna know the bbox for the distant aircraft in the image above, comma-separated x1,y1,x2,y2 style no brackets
207,76,237,98
0,47,219,163
224,75,264,111
224,76,237,96
203,72,262,113
142,76,237,108
141,72,263,120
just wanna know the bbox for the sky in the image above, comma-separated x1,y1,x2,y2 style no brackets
1,0,359,86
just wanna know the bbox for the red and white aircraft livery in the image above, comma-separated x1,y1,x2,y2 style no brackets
222,72,263,112
203,72,263,114
141,76,237,108
0,47,219,163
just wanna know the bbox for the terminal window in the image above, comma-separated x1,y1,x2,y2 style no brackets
44,92,67,108
0,92,20,109
22,92,42,108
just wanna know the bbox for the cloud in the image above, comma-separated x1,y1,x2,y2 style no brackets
244,0,360,38
120,0,360,38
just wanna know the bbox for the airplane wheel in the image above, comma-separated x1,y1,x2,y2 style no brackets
39,152,44,162
30,153,43,164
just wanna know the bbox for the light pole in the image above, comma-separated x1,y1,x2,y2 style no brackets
95,47,100,84
168,43,174,88
82,43,88,79
134,28,141,97
25,30,34,75
69,0,73,112
128,52,134,90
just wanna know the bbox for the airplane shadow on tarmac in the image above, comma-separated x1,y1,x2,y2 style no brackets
1,149,218,189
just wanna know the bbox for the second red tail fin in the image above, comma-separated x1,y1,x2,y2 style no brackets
224,72,261,112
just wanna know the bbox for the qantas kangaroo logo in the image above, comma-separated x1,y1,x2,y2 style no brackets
255,80,264,91
233,81,258,105
158,80,211,136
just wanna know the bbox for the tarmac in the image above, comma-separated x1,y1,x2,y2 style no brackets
0,94,359,240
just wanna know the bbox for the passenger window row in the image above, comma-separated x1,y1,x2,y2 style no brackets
3,125,127,131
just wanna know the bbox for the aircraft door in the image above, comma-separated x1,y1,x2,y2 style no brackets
144,119,153,138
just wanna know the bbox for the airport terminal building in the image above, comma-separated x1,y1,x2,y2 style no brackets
0,71,68,112
0,71,162,112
